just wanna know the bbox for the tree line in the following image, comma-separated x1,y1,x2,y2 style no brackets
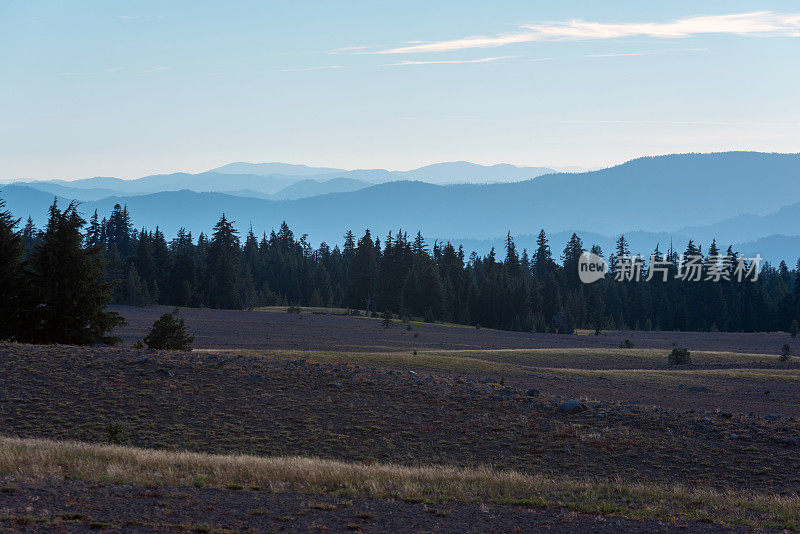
3,198,800,346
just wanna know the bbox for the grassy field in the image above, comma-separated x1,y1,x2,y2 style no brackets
4,309,800,531
1,436,798,530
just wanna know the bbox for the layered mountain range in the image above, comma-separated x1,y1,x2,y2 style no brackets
2,152,799,264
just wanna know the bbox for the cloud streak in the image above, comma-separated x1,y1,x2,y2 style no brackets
271,65,344,72
385,56,515,66
375,11,800,54
584,47,706,58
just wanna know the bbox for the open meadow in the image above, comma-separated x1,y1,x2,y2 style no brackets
1,306,799,531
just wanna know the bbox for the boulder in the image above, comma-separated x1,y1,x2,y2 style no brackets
559,400,587,414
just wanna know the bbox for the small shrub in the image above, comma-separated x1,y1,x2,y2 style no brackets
406,324,412,331
132,339,145,350
668,348,691,365
780,344,792,362
287,304,302,314
619,339,634,349
381,310,394,329
413,350,417,355
105,421,126,444
144,311,194,351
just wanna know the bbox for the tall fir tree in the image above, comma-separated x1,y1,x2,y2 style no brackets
0,198,23,340
18,200,124,344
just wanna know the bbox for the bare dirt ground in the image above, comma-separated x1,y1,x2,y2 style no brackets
0,477,753,533
3,307,800,531
1,344,798,493
110,304,800,354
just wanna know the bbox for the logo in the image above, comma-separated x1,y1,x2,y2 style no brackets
578,252,608,283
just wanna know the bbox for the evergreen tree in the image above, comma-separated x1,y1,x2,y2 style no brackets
533,229,553,279
106,204,133,256
0,198,23,339
345,229,377,311
206,214,241,309
18,200,124,344
86,210,102,249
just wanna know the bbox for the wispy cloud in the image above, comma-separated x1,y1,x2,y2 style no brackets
385,56,516,66
115,15,163,20
138,66,171,75
375,11,800,54
271,65,344,72
324,46,373,55
584,47,706,58
60,66,169,76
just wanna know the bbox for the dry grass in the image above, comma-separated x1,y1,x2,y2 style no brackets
192,347,789,382
0,436,797,529
197,348,533,375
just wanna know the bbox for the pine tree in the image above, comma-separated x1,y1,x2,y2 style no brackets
0,198,23,340
22,216,38,256
86,210,102,249
345,229,377,311
561,233,584,287
206,214,241,309
106,204,133,256
19,200,124,344
533,229,553,279
504,232,520,274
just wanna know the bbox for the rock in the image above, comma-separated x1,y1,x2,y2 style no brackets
729,433,739,440
215,358,232,369
780,436,800,446
526,388,540,398
133,357,149,364
155,368,173,378
765,414,782,421
558,400,587,414
244,374,264,383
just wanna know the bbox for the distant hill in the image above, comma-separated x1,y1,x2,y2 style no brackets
210,162,346,176
11,181,134,201
398,161,555,184
210,160,555,185
676,203,800,245
3,152,800,262
272,177,369,200
40,172,298,195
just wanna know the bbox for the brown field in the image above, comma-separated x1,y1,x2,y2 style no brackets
1,305,799,532
110,304,800,354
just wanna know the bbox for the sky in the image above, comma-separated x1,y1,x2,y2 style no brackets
1,1,799,180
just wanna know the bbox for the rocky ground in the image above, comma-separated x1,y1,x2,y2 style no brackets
110,304,800,354
1,344,798,493
3,308,800,532
0,477,757,533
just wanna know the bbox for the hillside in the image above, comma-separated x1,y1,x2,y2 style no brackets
3,152,800,262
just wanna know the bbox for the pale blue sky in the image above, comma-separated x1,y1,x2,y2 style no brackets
1,1,799,179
